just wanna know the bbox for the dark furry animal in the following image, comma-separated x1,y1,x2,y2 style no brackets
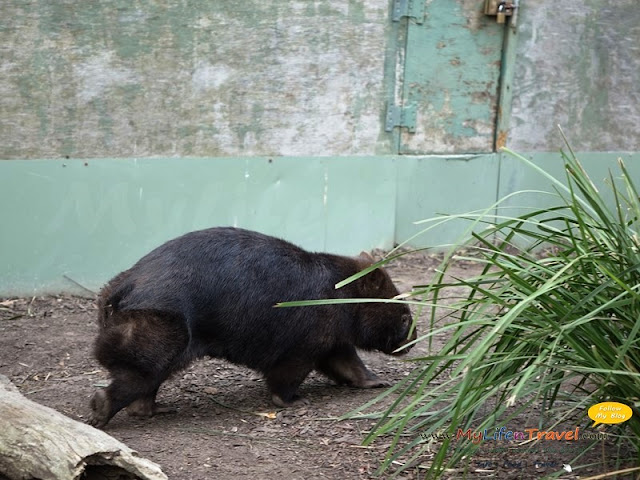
89,227,416,428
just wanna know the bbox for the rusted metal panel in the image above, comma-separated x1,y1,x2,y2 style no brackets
399,0,505,154
509,0,640,151
0,1,392,159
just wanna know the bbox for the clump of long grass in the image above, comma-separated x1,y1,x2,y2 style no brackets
351,143,640,477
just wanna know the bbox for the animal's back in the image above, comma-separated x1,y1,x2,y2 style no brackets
100,227,352,368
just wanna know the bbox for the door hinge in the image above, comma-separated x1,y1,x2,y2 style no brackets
392,0,425,23
385,103,417,133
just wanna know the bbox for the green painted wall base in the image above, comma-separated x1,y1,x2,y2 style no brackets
1,152,638,295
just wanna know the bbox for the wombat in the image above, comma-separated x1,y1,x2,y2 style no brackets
89,227,415,428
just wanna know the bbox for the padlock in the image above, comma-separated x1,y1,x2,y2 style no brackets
496,3,506,23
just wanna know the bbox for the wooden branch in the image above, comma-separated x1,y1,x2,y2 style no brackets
0,375,167,480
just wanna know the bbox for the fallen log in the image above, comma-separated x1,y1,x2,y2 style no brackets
0,375,167,480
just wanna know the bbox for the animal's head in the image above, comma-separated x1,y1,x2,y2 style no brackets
351,252,416,355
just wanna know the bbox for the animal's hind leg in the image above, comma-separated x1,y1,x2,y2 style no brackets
90,370,166,427
89,310,189,428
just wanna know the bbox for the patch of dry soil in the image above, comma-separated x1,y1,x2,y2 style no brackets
0,253,634,479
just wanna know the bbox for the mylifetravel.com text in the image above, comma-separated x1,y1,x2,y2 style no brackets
420,427,607,445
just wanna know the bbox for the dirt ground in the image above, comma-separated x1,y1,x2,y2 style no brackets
0,252,635,479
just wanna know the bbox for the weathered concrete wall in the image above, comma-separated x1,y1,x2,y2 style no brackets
0,1,393,159
3,1,639,157
2,0,640,296
509,0,640,151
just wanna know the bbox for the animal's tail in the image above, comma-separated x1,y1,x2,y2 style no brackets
97,272,134,327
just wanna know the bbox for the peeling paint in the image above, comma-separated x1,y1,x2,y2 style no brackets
191,62,233,92
399,0,504,154
509,0,640,151
75,52,139,102
1,0,391,159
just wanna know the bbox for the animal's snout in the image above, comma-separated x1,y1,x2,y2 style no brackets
391,313,417,356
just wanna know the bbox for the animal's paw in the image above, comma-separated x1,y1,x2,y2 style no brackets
88,389,111,429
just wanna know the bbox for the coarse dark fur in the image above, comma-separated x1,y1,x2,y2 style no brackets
89,227,416,428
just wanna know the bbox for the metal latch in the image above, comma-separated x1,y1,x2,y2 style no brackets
385,103,417,133
484,0,516,24
392,0,425,23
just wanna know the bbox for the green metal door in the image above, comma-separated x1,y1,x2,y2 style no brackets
393,0,506,154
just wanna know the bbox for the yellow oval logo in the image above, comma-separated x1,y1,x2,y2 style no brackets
588,402,633,427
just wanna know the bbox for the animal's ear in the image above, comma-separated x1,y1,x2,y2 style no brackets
358,251,375,266
361,266,387,294
357,251,387,294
